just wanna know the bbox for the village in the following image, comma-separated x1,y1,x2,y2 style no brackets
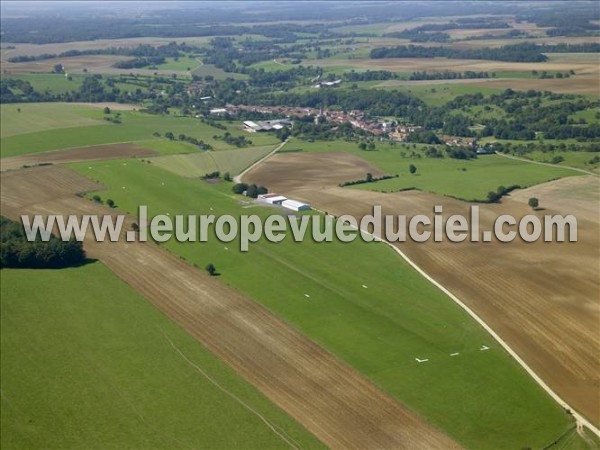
206,103,478,147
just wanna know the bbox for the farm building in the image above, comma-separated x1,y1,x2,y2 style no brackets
243,119,293,133
261,194,288,205
282,199,311,211
209,108,228,115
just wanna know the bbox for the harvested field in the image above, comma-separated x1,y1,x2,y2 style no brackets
0,165,459,449
306,55,600,76
1,143,157,171
375,75,600,96
244,152,600,426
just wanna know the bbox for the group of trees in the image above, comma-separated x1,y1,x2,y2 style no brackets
214,132,252,148
232,183,268,198
371,43,600,63
409,71,491,81
161,132,213,150
339,172,397,187
0,216,86,269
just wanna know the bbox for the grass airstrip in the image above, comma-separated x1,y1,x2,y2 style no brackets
0,264,323,449
1,101,596,449
67,156,578,449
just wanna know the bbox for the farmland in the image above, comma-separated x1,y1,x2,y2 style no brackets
0,105,279,158
63,157,581,449
151,144,278,177
1,1,599,448
1,263,324,449
283,139,580,201
245,151,600,428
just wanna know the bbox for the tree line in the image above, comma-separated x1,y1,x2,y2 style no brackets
0,216,86,269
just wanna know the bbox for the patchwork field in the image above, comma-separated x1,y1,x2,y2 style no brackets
282,140,580,201
1,143,158,171
56,158,586,448
0,105,279,158
150,145,277,177
304,53,600,95
244,151,600,427
1,165,460,449
1,263,324,449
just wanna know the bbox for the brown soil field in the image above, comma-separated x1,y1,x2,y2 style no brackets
244,152,600,426
375,75,600,96
1,144,157,172
0,165,458,449
308,55,600,77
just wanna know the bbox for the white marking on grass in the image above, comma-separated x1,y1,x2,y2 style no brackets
415,358,429,363
224,247,229,251
450,352,460,357
480,345,490,351
362,284,368,288
160,328,301,450
304,294,310,298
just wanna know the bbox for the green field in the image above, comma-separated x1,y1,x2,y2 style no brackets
0,103,105,138
68,157,579,449
0,106,278,158
0,263,323,449
155,56,202,71
192,63,249,80
290,140,579,201
3,73,85,95
151,145,277,176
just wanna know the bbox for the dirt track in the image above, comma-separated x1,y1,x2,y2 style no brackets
1,143,157,171
244,152,600,426
0,165,458,449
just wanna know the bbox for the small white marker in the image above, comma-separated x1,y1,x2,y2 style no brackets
122,186,126,189
450,352,460,357
415,358,429,363
480,345,490,351
161,182,165,186
362,284,368,288
224,247,228,250
304,294,310,298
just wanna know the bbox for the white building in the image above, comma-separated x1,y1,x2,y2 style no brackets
282,199,311,211
264,195,288,205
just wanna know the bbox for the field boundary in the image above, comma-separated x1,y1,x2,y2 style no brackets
234,137,290,183
337,218,600,438
495,151,599,177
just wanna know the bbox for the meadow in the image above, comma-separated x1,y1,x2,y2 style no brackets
289,140,580,201
150,144,277,176
0,105,279,157
68,157,579,449
0,263,323,449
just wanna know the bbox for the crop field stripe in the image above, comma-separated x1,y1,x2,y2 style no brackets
160,330,302,449
0,166,459,449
